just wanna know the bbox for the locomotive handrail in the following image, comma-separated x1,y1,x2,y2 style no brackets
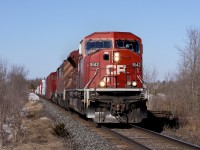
84,68,99,89
137,75,147,89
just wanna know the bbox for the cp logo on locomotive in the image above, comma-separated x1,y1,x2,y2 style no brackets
106,65,126,75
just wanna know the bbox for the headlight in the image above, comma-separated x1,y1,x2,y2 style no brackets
114,52,120,62
127,81,131,86
132,81,137,87
100,81,106,87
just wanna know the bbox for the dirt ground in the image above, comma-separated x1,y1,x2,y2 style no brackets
10,100,72,150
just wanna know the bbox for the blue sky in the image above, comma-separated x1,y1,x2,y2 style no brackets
0,0,200,80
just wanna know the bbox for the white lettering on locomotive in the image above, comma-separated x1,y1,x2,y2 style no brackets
90,62,99,67
106,65,126,75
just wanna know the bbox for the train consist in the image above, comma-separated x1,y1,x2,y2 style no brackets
36,32,148,123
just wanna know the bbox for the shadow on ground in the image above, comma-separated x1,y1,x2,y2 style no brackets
136,110,179,133
102,110,179,133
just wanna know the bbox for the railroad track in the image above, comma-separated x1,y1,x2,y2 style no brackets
42,97,200,150
41,97,140,149
109,125,200,150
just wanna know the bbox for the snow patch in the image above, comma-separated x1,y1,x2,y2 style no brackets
28,93,39,101
2,124,12,134
2,124,14,141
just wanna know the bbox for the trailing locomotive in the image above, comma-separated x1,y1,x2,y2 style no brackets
37,32,148,123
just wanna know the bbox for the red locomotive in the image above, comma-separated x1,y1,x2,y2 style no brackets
37,32,148,123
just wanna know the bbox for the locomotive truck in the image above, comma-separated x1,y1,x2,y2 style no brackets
37,32,148,123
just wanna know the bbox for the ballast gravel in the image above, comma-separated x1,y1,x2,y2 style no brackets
41,99,118,150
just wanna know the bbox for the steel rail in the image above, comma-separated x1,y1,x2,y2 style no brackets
101,125,152,150
131,124,200,150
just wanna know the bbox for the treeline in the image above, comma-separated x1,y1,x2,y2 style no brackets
146,27,200,129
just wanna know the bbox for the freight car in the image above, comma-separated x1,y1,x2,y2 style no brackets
35,79,46,96
46,72,57,100
37,32,148,123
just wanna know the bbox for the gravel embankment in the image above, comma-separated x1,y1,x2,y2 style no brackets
41,99,118,150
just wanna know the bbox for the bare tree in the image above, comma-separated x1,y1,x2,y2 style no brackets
0,61,28,145
155,27,200,127
145,27,200,127
177,27,200,116
143,66,161,110
0,59,8,136
143,65,159,95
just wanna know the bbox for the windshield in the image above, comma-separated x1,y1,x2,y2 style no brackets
86,40,112,54
116,40,140,54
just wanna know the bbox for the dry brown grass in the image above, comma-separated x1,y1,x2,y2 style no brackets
2,100,73,150
163,126,200,146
